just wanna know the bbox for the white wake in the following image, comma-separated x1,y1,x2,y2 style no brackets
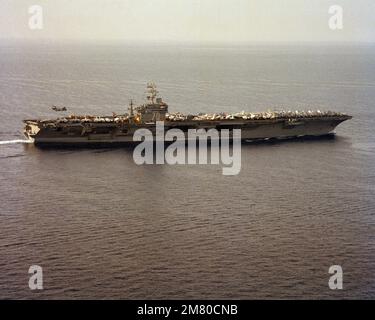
0,139,33,145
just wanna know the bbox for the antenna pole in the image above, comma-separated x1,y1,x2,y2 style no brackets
130,99,134,117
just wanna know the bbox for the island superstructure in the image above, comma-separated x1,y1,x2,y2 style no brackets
23,83,352,146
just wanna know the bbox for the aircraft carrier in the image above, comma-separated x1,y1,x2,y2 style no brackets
23,83,352,146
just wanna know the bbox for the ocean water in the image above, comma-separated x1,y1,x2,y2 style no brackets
0,41,374,299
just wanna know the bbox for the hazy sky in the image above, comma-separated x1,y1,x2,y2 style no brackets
0,0,374,42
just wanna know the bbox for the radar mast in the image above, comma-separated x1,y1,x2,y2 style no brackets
146,82,159,104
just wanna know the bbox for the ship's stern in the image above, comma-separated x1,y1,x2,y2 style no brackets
23,120,40,142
